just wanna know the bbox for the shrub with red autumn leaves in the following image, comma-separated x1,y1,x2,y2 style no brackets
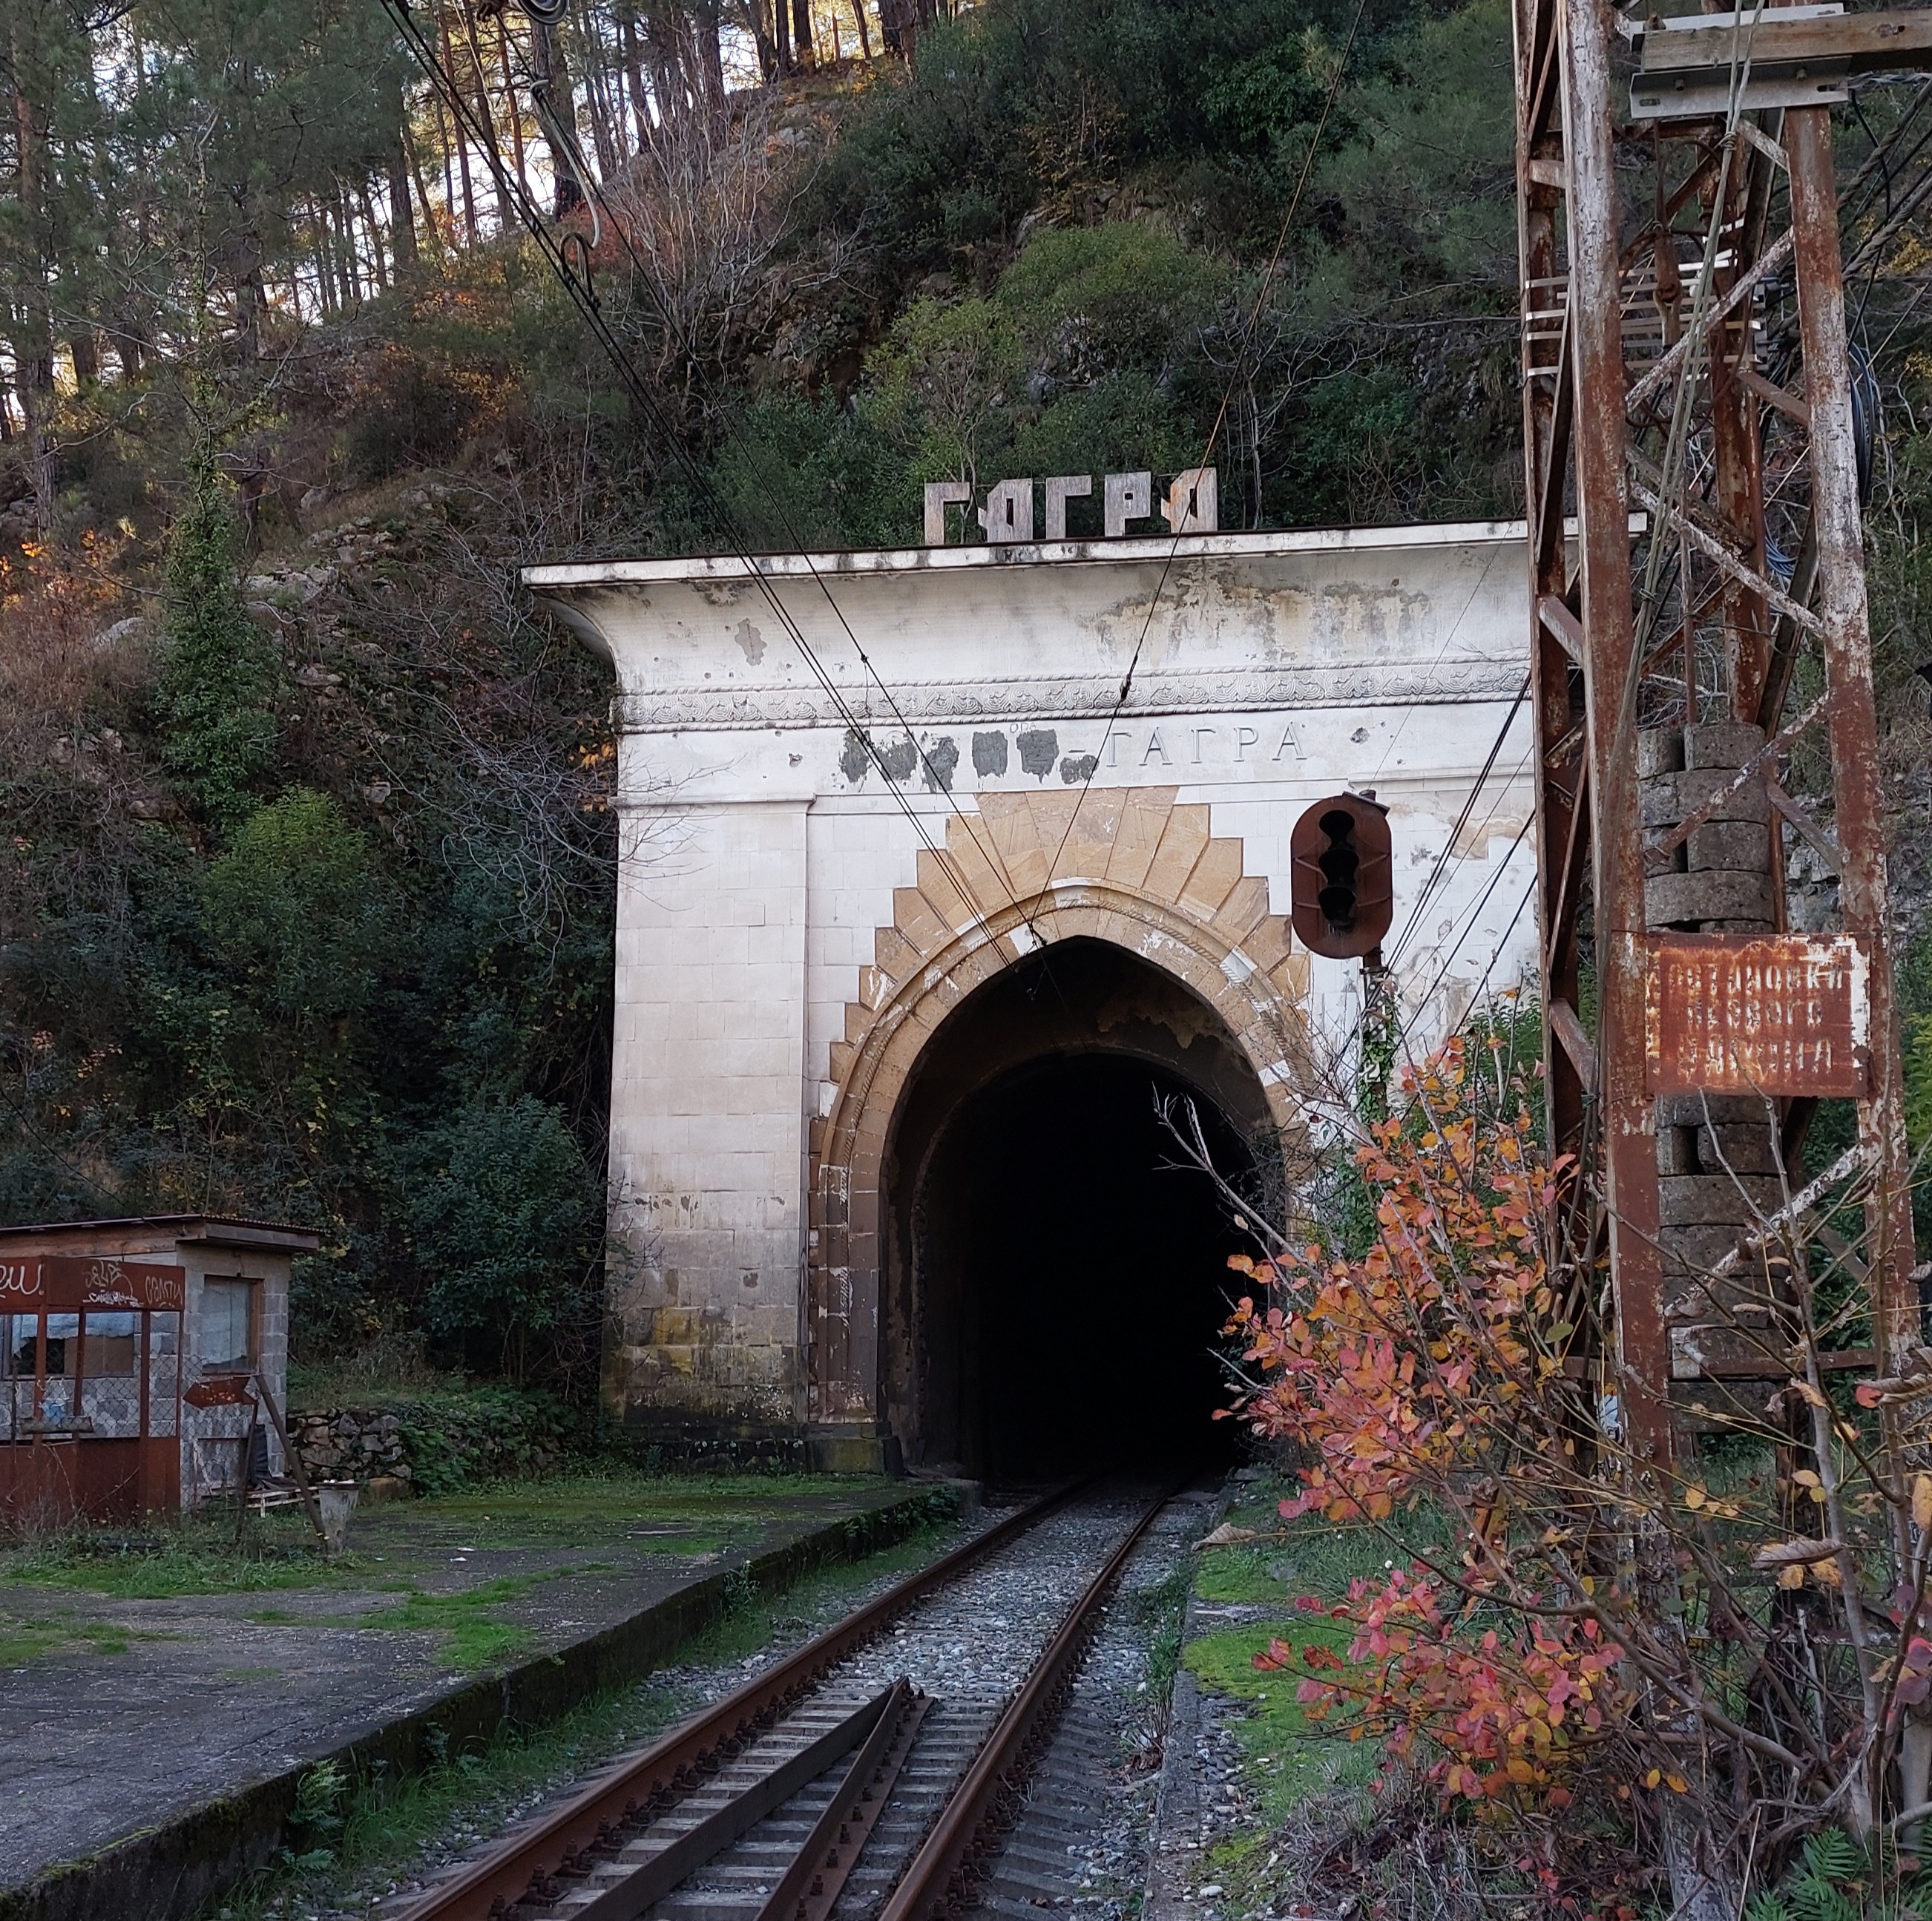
1223,1034,1632,1810
1256,1568,1625,1807
1225,1034,1563,1530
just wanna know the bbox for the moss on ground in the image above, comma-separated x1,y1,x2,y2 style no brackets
1185,1618,1379,1819
0,1612,164,1665
1184,1468,1446,1822
0,1467,893,1606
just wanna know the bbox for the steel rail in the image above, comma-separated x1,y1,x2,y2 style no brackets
757,1677,931,1921
877,1481,1183,1921
396,1482,1082,1921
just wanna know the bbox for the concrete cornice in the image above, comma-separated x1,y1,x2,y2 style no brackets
522,519,1528,590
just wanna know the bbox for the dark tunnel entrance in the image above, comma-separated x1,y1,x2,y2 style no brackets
881,939,1271,1481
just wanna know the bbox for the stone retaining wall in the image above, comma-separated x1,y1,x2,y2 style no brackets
287,1399,568,1493
290,1410,413,1486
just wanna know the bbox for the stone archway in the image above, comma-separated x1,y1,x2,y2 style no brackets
805,785,1312,1433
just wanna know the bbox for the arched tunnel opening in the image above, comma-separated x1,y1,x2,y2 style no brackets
881,939,1272,1482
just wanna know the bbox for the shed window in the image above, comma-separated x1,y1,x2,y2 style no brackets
43,1314,77,1378
199,1281,254,1371
3,1317,31,1377
82,1312,137,1376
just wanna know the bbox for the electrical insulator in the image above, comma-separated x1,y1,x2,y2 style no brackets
1289,792,1393,960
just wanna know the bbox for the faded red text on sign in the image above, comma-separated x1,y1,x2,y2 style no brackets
1644,933,1869,1097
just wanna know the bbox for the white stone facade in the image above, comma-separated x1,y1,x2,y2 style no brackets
528,522,1539,1453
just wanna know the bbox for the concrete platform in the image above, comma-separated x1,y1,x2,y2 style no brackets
0,1470,947,1921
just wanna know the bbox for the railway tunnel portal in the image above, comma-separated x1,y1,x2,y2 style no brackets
881,939,1265,1479
525,513,1539,1473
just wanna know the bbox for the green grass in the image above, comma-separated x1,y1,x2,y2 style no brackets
1134,1560,1193,1710
1183,1470,1448,1822
248,1564,617,1671
0,1466,899,1603
0,1612,160,1664
1185,1618,1380,1819
1,1510,351,1598
357,1578,541,1671
193,1508,971,1921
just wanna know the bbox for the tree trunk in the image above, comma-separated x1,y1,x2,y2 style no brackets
312,205,337,319
9,18,58,532
850,0,871,60
617,10,654,141
792,0,814,67
459,1,511,229
496,17,530,194
16,349,54,531
644,4,687,122
332,187,358,308
692,0,726,117
773,0,792,77
531,19,585,217
406,128,444,265
436,15,479,242
358,182,388,292
388,126,418,271
576,4,620,177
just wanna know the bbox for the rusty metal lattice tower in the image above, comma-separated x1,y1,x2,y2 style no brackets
1514,1,1928,1467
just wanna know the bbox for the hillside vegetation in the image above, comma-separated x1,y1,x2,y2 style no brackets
3,0,1928,1384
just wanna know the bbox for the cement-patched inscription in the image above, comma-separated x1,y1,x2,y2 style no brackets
972,731,1009,777
922,736,959,792
1016,729,1059,779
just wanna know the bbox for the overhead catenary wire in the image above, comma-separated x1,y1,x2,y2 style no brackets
395,0,1536,1067
378,0,1026,962
487,17,1042,932
1380,676,1531,975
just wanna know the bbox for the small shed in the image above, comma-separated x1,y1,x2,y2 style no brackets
0,1215,318,1523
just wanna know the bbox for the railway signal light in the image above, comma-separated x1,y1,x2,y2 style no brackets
1290,792,1393,960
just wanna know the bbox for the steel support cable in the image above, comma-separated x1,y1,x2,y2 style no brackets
381,13,980,915
1380,678,1533,975
379,1,1022,959
1381,807,1537,1079
483,24,1039,930
1379,743,1536,1008
1841,76,1932,223
1022,0,1374,942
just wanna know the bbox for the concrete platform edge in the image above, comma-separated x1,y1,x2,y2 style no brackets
0,1482,953,1921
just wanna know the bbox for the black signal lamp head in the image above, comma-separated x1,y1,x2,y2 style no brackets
1290,792,1393,960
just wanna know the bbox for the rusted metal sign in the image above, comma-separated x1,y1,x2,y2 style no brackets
184,1376,256,1409
1644,933,1869,1097
0,1257,186,1311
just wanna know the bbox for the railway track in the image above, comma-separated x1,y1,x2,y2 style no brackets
392,1480,1184,1921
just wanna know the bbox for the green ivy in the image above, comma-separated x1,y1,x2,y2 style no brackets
154,448,283,833
391,1388,576,1498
